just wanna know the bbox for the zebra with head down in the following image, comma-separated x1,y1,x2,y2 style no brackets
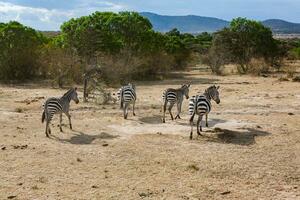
162,84,190,123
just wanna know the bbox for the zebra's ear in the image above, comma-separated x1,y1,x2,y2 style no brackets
216,86,220,90
74,87,77,91
187,84,190,88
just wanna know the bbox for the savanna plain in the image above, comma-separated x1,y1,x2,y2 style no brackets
0,68,299,200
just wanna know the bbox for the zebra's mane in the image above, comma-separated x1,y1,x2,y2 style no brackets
179,84,189,90
62,88,75,98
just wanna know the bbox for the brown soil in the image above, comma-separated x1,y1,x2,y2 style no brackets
0,70,299,199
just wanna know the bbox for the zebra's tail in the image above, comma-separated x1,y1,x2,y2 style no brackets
120,88,124,109
42,110,45,123
188,96,196,115
161,90,167,112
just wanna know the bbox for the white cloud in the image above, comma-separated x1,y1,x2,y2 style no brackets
0,1,127,30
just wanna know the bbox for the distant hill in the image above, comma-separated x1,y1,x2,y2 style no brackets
262,19,300,34
140,12,228,33
140,12,300,34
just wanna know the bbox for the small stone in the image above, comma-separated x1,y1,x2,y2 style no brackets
139,192,147,198
7,195,17,199
91,185,99,188
102,143,109,147
77,158,82,162
1,147,6,150
220,191,231,195
288,113,295,116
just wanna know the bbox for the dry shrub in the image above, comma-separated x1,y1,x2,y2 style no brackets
86,79,116,105
15,107,24,113
292,76,300,82
248,58,270,75
99,50,173,85
187,164,200,171
39,46,83,88
278,77,289,82
285,65,297,78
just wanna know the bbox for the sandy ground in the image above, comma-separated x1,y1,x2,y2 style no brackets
0,69,299,200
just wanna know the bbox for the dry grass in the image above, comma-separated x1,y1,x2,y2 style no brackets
0,67,299,199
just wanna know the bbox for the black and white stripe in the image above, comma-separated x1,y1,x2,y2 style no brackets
189,85,220,139
162,84,190,123
118,83,137,119
42,88,79,137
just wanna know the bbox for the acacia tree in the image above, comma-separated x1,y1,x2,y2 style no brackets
60,12,156,100
210,18,280,74
0,21,45,81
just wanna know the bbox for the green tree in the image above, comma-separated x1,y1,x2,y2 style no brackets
210,18,280,74
0,21,45,81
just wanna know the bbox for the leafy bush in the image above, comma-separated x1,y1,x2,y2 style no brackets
208,18,283,75
0,21,46,81
247,58,270,75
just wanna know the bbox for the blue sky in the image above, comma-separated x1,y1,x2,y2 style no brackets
0,0,299,30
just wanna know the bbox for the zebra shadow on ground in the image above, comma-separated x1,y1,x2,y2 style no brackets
139,115,163,124
201,128,270,146
176,118,228,127
53,131,119,145
138,116,227,127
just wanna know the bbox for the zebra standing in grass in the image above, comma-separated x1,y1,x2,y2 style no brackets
189,85,220,139
162,84,190,123
42,87,79,137
117,83,137,119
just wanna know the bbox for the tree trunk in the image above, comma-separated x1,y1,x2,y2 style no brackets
83,75,88,102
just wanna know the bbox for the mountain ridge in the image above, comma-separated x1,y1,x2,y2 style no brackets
140,12,300,34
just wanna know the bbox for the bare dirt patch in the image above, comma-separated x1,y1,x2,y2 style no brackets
0,70,299,199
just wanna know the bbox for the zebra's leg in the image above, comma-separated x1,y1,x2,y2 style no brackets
205,113,208,127
175,102,182,119
59,113,63,132
162,101,167,123
197,115,203,136
45,121,50,137
168,103,175,120
124,103,128,119
66,113,72,130
189,113,195,140
132,101,136,116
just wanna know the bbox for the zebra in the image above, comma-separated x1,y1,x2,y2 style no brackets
117,83,137,119
162,84,190,123
189,85,220,139
42,87,79,137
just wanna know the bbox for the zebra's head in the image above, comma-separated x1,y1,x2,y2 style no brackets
128,83,136,90
181,84,190,99
71,87,79,104
206,85,220,104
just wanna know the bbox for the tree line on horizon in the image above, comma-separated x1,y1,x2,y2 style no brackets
0,11,299,89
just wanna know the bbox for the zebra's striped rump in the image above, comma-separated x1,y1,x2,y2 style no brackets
189,85,220,139
118,83,137,119
189,95,211,115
